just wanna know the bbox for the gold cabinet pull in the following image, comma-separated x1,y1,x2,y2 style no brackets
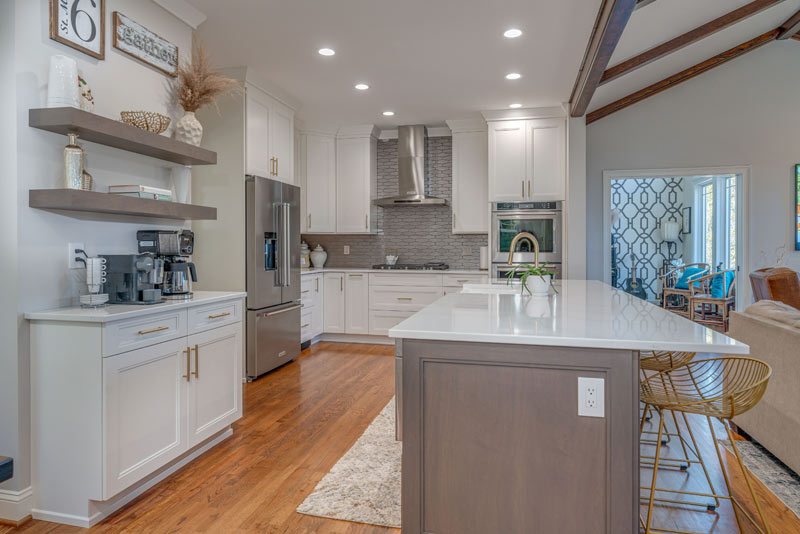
301,323,310,328
521,180,525,197
183,347,191,382
528,180,531,198
340,277,343,291
208,312,231,319
276,157,279,176
457,279,469,283
396,297,413,301
137,325,169,335
308,213,311,228
453,213,456,228
365,214,368,229
315,277,319,292
301,290,310,294
192,344,199,379
349,273,363,277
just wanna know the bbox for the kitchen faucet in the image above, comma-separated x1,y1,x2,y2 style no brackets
507,232,540,267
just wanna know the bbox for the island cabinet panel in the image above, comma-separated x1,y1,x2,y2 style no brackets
400,339,639,534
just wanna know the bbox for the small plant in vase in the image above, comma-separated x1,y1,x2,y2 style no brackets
173,37,240,146
506,263,559,296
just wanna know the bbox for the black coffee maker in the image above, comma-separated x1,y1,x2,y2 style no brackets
137,230,197,299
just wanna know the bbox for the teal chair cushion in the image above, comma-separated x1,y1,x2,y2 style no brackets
675,267,707,290
710,271,735,299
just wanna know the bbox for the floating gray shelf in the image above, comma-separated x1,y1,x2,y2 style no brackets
29,107,217,166
29,189,217,221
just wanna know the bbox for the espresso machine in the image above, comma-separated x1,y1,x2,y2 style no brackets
100,254,165,304
137,230,197,299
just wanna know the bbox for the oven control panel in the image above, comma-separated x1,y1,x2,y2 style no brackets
493,201,561,211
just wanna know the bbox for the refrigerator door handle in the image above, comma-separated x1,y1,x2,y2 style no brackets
282,202,291,287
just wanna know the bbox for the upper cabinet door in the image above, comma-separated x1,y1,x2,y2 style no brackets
245,88,271,178
336,137,375,234
270,100,294,183
527,118,566,202
488,121,526,202
452,130,488,233
305,134,337,232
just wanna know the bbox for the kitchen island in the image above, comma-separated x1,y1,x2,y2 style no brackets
389,280,747,534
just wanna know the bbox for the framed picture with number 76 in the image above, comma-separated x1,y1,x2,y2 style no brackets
49,0,105,60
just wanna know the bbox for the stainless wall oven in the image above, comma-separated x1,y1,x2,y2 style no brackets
492,201,563,266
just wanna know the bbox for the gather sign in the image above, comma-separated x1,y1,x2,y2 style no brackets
113,11,178,77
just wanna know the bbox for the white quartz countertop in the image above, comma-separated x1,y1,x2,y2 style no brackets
24,291,247,324
389,280,749,354
300,268,488,275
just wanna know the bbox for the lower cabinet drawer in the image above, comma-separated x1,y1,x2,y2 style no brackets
369,285,443,312
188,298,242,335
368,273,443,287
301,309,313,342
442,274,488,287
300,280,314,309
103,309,187,357
369,310,415,336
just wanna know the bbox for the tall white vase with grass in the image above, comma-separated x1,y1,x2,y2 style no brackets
175,111,203,146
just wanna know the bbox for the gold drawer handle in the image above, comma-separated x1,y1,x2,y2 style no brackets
301,290,310,294
397,297,413,301
456,280,469,283
301,323,310,328
208,312,231,319
192,344,199,379
137,326,169,335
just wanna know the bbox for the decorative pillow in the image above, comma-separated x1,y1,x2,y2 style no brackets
675,267,706,290
710,271,735,299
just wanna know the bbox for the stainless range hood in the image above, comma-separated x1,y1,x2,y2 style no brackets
373,125,448,206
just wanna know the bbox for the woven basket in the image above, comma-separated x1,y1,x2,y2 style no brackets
120,111,171,134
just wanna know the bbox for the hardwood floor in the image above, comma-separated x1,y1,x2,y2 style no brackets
3,342,799,534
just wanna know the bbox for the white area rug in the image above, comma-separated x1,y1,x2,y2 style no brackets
296,397,401,528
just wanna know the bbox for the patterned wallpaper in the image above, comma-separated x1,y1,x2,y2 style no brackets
611,177,684,299
302,136,488,269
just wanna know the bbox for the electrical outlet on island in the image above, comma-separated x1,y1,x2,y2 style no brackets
578,377,605,418
343,245,350,255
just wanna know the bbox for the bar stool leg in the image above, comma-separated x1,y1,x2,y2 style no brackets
708,416,745,533
724,420,771,534
679,412,719,508
645,409,666,534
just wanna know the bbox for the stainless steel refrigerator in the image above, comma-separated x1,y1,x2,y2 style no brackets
245,175,301,379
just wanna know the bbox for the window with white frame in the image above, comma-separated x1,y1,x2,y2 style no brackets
694,175,737,270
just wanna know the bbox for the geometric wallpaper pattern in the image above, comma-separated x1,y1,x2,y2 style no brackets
611,177,684,300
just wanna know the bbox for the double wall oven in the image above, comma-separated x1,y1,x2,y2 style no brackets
492,201,563,279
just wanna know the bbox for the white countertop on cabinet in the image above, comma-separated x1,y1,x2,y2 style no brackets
300,268,488,276
389,280,749,354
25,291,247,324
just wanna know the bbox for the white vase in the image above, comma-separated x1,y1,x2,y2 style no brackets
170,166,192,204
175,111,203,146
47,55,79,108
524,274,552,296
310,245,327,268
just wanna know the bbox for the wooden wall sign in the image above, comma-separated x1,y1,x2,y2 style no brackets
49,0,105,60
112,12,179,77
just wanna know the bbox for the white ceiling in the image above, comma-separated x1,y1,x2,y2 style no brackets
186,0,603,127
590,0,800,113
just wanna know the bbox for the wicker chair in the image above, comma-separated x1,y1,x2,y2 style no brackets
688,269,736,331
660,263,710,316
640,357,772,534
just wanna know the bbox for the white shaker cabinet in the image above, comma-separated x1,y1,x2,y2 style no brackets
487,116,566,202
304,134,337,232
447,120,489,233
336,126,378,234
323,272,345,333
311,274,324,338
245,83,294,183
344,273,370,334
301,273,325,342
271,99,295,183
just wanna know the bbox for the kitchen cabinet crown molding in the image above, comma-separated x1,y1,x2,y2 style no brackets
378,126,451,140
445,118,487,133
481,106,566,122
336,124,379,139
221,66,300,112
152,0,207,29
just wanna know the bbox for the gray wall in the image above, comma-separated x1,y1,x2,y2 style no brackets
587,42,800,306
303,136,488,269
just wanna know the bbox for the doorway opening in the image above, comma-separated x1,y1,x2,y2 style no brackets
602,168,748,309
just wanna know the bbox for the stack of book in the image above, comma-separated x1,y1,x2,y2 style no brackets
108,185,173,201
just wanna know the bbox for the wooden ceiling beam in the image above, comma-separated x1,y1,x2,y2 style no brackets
601,0,785,85
586,29,779,124
569,0,637,117
777,8,800,39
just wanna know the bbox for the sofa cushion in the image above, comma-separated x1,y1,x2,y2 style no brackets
744,300,800,329
676,267,706,290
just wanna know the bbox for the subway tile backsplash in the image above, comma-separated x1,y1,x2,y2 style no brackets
302,136,487,269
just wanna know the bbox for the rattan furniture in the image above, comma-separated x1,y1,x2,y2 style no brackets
689,269,736,331
660,263,710,316
640,357,772,534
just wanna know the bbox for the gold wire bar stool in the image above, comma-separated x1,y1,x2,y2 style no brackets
640,351,699,471
640,357,772,534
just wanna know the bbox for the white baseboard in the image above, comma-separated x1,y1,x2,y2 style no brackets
320,333,394,345
0,485,33,524
31,427,233,527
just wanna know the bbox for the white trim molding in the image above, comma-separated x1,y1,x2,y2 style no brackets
602,166,751,308
378,126,452,140
445,118,487,133
152,0,207,29
0,485,33,524
481,106,566,122
337,124,380,139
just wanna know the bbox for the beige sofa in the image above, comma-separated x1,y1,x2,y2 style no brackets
729,300,800,475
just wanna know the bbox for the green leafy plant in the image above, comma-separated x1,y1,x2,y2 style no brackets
505,263,559,295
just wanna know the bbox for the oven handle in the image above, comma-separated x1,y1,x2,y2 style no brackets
491,210,561,217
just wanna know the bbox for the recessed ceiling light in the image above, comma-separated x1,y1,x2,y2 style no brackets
505,72,521,80
354,83,370,90
504,28,523,38
318,48,335,56
382,111,395,116
509,103,522,108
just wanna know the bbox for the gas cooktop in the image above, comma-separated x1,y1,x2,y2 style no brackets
371,263,450,271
